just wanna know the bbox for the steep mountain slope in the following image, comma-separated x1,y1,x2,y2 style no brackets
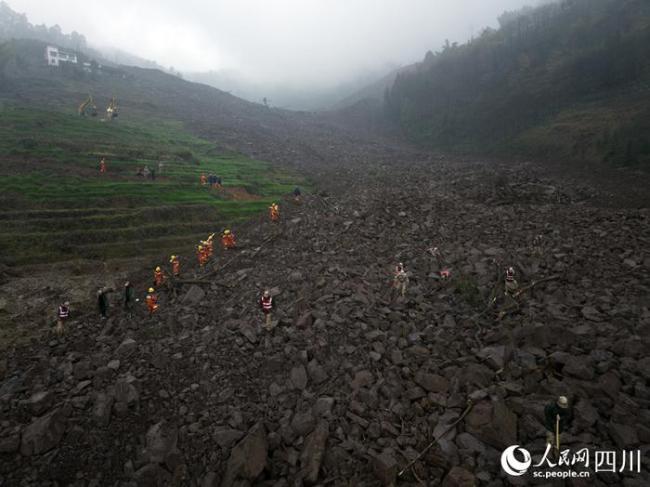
0,35,394,162
330,64,416,111
384,0,650,168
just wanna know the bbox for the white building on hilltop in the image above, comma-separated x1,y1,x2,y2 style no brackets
45,45,78,66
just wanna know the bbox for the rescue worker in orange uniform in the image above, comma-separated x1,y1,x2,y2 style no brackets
146,288,158,316
221,229,236,249
269,203,280,222
197,245,208,267
170,255,180,277
205,234,215,257
153,266,165,287
200,173,207,186
99,157,107,174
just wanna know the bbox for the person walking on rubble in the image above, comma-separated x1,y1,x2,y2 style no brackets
153,266,165,287
170,255,181,277
123,281,135,317
97,288,109,320
269,203,280,222
221,229,236,250
56,301,70,335
146,288,159,316
505,266,518,296
259,289,275,330
197,245,208,267
544,396,573,451
394,262,409,297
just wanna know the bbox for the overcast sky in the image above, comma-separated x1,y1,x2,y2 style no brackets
8,0,534,88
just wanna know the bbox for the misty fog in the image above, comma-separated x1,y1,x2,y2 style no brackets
7,0,539,108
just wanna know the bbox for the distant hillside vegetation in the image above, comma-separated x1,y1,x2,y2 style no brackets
0,1,87,51
0,1,166,71
384,0,650,167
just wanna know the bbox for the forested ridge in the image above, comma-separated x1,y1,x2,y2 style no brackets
385,0,650,167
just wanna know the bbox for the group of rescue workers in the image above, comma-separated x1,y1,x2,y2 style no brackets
56,200,283,330
200,173,222,188
54,182,572,451
393,247,518,298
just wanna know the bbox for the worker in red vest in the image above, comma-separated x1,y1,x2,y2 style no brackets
394,263,409,297
146,288,158,316
505,267,518,296
153,266,165,287
269,203,280,222
259,290,274,330
200,173,207,186
197,245,208,267
221,229,236,249
170,255,180,277
207,234,215,257
99,157,107,174
56,301,70,335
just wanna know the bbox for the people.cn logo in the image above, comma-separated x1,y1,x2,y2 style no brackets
501,445,532,476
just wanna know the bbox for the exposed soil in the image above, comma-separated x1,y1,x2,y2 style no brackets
221,187,262,202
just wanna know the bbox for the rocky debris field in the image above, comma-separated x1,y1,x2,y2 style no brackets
1,154,649,487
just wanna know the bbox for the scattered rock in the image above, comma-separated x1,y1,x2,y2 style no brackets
144,420,180,466
20,405,70,456
116,338,137,358
608,422,639,449
299,420,329,484
114,378,139,406
24,390,53,416
296,311,314,328
465,399,517,449
221,423,268,487
307,360,328,385
372,450,398,486
415,372,449,393
290,365,308,390
182,285,206,305
443,466,476,487
291,409,316,436
214,428,245,449
93,392,114,426
0,431,20,453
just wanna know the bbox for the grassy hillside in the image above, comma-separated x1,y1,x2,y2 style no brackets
384,0,650,168
0,106,307,266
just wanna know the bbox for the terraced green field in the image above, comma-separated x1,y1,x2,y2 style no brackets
0,107,307,265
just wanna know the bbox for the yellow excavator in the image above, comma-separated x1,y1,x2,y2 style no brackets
106,96,118,119
78,95,98,117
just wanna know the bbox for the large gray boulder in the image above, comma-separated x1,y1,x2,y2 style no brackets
20,405,70,456
221,423,268,487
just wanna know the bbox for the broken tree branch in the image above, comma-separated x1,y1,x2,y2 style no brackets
197,232,282,281
512,274,560,298
397,400,474,478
